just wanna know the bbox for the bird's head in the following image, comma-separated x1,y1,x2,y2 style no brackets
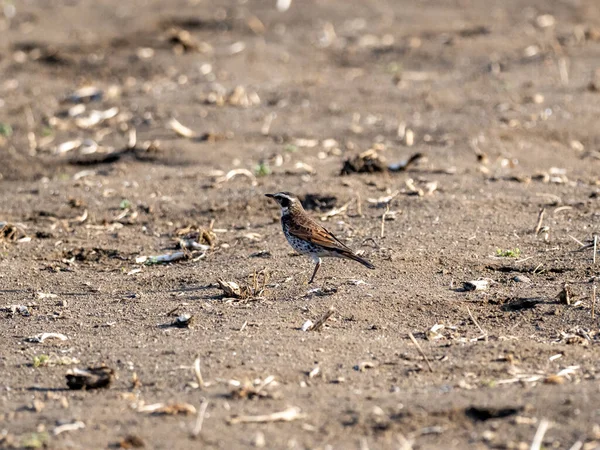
265,192,301,215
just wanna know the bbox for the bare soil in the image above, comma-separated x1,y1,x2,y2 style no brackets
1,1,600,449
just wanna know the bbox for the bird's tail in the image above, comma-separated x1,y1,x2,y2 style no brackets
340,250,375,269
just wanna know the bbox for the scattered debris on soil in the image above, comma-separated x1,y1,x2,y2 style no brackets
463,280,490,291
3,304,31,317
465,406,522,421
426,324,445,341
53,421,85,436
174,223,216,250
169,313,194,328
500,298,544,312
228,375,279,400
136,250,205,265
341,150,386,174
26,332,68,343
557,283,575,305
302,307,336,332
118,434,146,449
138,402,197,415
0,222,29,242
341,150,424,175
227,407,305,425
66,366,115,390
217,271,268,301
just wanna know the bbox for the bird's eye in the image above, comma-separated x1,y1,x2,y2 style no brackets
278,197,290,208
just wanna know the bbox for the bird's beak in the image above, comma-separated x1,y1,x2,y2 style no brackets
265,193,275,199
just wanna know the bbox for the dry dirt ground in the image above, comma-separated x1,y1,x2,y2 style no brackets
1,0,600,449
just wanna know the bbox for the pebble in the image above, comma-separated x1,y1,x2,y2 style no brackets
514,275,532,283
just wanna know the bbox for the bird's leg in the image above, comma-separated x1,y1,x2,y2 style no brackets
309,259,321,284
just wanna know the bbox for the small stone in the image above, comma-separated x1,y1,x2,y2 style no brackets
513,275,531,283
251,431,265,448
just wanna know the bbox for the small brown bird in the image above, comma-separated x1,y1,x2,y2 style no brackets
265,192,374,283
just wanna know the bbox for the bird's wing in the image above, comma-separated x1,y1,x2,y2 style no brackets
287,216,352,252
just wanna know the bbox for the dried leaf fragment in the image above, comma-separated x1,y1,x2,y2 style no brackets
217,279,250,299
426,323,445,340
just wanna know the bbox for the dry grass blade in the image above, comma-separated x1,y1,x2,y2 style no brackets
194,357,204,389
214,168,257,186
53,421,85,436
567,441,583,450
568,235,585,247
355,191,363,217
530,418,550,450
381,204,390,238
408,332,434,372
191,399,209,439
227,406,305,424
168,118,197,138
534,208,545,234
261,112,275,135
319,200,352,221
307,307,335,331
592,285,597,319
466,305,488,340
594,235,598,264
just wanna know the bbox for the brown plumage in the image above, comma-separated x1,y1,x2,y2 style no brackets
266,192,374,283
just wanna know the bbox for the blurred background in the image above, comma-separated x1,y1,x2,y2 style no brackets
1,0,600,181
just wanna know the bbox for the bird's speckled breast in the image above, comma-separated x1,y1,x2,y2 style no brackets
281,213,316,255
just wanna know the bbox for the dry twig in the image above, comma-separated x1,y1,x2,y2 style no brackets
466,305,488,341
228,407,305,424
191,399,209,438
381,204,390,238
408,332,433,372
530,418,550,450
194,357,204,389
307,307,335,331
592,285,597,320
356,192,363,217
568,235,585,247
534,208,545,234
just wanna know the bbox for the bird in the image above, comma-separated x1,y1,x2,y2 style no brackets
265,192,374,283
